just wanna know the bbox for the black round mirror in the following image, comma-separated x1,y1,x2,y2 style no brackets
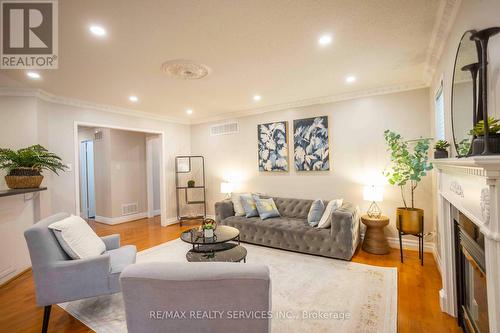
451,30,480,157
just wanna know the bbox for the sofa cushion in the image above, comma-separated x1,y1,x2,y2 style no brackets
255,197,280,220
318,199,343,228
240,194,260,218
221,216,336,255
48,215,106,259
223,216,309,234
231,193,248,217
307,199,325,227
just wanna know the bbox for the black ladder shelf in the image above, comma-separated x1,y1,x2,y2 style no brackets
175,156,206,226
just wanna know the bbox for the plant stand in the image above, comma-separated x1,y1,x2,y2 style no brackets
175,156,206,226
397,214,424,266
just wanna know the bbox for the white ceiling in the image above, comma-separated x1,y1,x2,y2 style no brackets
0,0,445,123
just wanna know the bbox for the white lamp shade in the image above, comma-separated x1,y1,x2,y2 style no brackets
363,185,383,202
220,182,234,194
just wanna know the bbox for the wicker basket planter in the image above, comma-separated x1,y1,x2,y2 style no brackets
5,175,44,189
4,168,44,189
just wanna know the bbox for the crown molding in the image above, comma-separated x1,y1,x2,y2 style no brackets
191,81,428,125
0,87,190,125
1,81,428,127
423,0,462,84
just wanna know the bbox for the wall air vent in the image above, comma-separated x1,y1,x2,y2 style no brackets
94,130,103,141
209,122,239,136
121,203,138,216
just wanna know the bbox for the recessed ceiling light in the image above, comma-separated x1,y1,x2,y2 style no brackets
318,34,332,46
89,25,106,37
186,109,193,115
345,75,357,83
253,95,261,101
26,71,41,79
128,95,138,102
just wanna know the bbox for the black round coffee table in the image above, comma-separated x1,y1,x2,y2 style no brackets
180,225,247,263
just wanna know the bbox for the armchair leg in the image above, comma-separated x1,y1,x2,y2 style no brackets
42,305,51,333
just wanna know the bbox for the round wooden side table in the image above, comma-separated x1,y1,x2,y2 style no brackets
361,215,390,255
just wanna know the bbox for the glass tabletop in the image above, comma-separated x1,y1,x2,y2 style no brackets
180,225,240,245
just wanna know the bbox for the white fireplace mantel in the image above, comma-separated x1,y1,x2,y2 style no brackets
434,156,500,333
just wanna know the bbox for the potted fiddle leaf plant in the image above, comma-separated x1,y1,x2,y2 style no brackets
433,140,450,159
0,145,67,189
468,117,500,155
384,130,433,235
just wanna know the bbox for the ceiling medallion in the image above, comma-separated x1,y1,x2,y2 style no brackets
161,59,211,80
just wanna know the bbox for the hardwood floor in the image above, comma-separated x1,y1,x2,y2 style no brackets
0,217,461,333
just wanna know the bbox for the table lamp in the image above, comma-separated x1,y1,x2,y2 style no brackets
363,185,383,218
220,182,234,199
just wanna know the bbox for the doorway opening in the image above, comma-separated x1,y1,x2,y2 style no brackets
79,140,96,219
76,125,165,225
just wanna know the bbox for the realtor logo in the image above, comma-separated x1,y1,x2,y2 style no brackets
1,0,58,69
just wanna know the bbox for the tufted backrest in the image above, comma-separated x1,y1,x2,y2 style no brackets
272,197,313,220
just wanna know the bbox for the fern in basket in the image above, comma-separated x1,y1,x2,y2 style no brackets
0,145,67,176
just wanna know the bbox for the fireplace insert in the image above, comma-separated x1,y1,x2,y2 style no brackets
454,212,489,333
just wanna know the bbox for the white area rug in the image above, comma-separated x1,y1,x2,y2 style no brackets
59,239,397,333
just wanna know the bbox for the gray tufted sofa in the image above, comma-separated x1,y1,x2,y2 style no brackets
215,196,360,260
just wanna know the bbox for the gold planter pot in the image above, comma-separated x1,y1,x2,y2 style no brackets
396,207,423,235
4,175,44,189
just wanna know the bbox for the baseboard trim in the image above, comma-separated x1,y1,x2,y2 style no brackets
361,233,435,253
386,236,435,253
0,267,31,288
95,212,148,225
164,217,178,225
433,246,442,276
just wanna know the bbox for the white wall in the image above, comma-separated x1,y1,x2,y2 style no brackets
429,0,500,261
191,88,433,239
0,94,190,283
93,128,113,217
430,0,500,149
37,98,190,219
151,136,161,212
108,129,148,218
0,96,50,284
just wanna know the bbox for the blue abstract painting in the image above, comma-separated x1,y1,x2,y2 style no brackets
258,121,288,171
293,116,330,171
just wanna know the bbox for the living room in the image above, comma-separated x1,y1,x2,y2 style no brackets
0,0,499,332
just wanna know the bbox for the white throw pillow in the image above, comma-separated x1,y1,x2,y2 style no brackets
48,215,106,259
231,193,249,217
317,199,343,228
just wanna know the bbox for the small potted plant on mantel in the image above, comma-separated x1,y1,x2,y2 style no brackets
433,140,450,159
384,130,433,235
0,145,67,189
457,138,472,157
469,117,500,155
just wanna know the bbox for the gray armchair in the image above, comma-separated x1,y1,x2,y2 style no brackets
24,213,137,333
120,262,272,333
